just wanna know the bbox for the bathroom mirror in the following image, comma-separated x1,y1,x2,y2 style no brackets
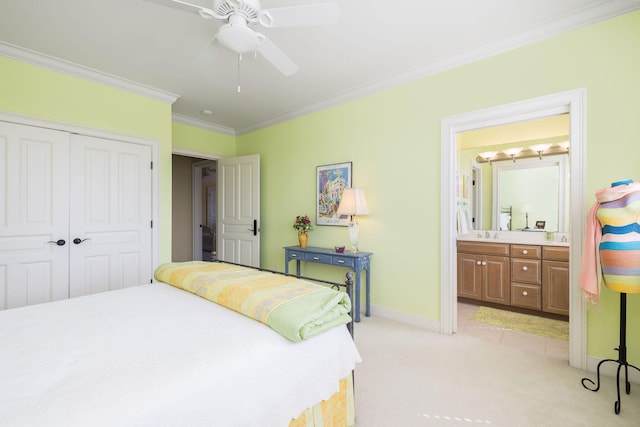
456,114,571,233
492,156,569,232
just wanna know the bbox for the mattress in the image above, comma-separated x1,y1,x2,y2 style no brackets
0,283,361,426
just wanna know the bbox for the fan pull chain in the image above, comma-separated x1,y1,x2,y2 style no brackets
237,54,242,94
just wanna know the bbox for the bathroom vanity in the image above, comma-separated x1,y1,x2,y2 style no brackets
457,233,569,318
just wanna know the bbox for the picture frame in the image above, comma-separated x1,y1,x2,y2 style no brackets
535,220,546,229
316,162,352,226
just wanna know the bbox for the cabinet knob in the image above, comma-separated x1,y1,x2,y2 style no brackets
482,261,487,266
477,261,481,265
522,266,528,271
523,291,528,296
523,250,528,255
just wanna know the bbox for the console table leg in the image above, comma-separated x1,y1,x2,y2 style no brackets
365,268,371,317
354,269,362,322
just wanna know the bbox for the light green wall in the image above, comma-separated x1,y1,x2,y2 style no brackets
233,11,640,361
172,121,236,156
0,56,174,262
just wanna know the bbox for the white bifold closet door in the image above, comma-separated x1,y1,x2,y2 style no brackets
0,121,152,310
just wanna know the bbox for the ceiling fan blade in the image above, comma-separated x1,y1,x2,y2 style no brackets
260,3,339,28
256,37,298,76
144,0,216,18
192,32,220,65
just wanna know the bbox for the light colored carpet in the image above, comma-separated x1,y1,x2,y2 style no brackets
470,306,569,341
353,315,640,426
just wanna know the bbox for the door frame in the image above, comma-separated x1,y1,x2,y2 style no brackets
440,88,587,370
0,110,161,273
192,159,217,260
172,148,222,261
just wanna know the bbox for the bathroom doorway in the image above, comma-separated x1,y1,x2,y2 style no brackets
441,89,587,370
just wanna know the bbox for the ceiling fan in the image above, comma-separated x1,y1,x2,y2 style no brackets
154,0,340,76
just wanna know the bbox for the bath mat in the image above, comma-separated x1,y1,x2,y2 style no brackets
470,306,569,341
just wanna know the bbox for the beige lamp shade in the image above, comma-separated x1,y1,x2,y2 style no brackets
337,188,369,217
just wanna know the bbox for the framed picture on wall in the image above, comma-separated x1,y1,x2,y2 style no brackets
316,162,352,226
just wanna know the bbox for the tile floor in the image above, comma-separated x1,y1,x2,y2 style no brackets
457,302,569,360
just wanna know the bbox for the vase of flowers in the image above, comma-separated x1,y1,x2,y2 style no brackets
293,215,312,248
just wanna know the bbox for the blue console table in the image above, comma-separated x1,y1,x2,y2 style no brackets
284,246,372,322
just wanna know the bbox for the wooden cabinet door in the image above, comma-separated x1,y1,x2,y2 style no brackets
483,255,510,305
542,260,569,316
457,253,482,300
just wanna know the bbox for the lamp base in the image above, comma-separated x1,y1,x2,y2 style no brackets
348,222,359,253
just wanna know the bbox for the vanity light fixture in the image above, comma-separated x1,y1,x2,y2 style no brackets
474,142,569,164
478,151,498,164
530,143,552,159
503,147,522,162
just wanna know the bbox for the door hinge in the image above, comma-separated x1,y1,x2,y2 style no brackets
150,278,153,284
150,220,153,228
150,161,153,170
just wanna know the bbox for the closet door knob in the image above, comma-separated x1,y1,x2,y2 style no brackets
73,238,90,245
47,239,66,246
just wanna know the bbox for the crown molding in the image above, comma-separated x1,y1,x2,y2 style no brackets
172,114,236,136
0,41,179,104
236,0,640,135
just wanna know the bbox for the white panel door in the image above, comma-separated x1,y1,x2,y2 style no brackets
217,155,260,267
0,121,70,309
69,135,152,297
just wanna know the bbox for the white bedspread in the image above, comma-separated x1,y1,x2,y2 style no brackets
0,283,361,427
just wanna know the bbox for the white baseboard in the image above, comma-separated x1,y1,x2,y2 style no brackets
364,304,440,332
585,356,640,385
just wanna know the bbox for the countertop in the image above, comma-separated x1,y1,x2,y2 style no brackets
457,231,570,247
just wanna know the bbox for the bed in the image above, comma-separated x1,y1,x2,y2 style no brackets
0,261,361,426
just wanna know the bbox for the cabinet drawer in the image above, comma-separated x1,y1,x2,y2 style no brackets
511,245,541,259
287,250,305,260
543,246,570,262
511,259,541,284
333,256,355,268
511,283,542,310
304,252,333,264
457,241,509,256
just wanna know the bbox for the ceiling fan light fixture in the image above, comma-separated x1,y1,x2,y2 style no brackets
218,23,260,53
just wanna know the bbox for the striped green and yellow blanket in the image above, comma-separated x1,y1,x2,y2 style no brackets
154,261,352,342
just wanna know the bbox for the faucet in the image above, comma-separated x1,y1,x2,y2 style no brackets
485,230,490,238
561,235,568,243
493,232,499,239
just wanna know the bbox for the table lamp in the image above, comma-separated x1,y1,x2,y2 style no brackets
336,188,369,252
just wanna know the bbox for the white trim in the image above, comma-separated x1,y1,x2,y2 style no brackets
172,114,236,136
236,1,639,135
586,356,640,385
0,110,162,276
0,41,179,104
369,304,440,333
172,147,224,161
440,88,587,370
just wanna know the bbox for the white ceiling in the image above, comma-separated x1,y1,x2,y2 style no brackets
1,0,639,135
